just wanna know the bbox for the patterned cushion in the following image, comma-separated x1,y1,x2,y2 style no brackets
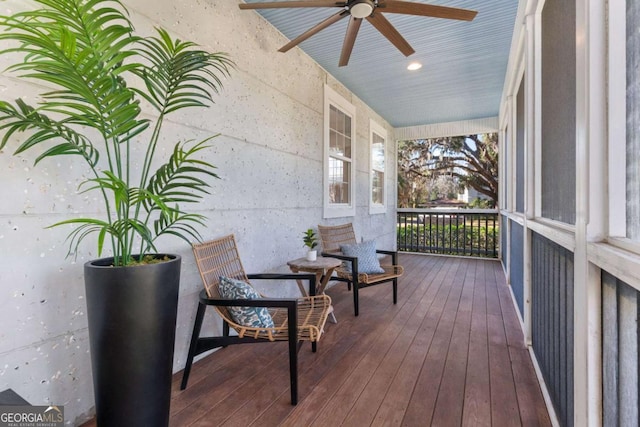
218,276,275,329
340,240,385,274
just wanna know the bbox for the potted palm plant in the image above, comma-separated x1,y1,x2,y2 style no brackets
0,1,233,425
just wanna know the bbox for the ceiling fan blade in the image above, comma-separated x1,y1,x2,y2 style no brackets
367,13,415,57
239,1,345,10
339,16,363,67
379,1,477,21
279,10,349,52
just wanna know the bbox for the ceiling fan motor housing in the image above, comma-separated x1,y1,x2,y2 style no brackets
349,0,375,18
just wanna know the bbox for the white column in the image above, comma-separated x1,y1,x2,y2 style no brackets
574,0,606,424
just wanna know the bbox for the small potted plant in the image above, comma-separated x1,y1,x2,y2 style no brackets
303,228,318,261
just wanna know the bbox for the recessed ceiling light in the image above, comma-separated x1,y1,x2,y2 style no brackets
407,62,423,71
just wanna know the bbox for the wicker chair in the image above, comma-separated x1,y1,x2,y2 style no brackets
180,234,332,405
318,223,403,316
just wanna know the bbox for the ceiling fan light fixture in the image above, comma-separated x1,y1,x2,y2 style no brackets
350,0,374,18
407,61,423,71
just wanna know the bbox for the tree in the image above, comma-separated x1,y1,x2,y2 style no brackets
397,139,432,207
397,133,498,208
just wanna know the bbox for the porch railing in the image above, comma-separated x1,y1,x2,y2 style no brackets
397,208,499,258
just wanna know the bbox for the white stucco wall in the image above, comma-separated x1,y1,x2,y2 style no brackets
0,0,398,424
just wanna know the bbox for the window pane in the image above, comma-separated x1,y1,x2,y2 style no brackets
516,77,525,213
329,131,341,156
372,133,385,171
329,108,352,159
372,171,384,204
344,133,351,158
503,125,509,210
540,0,576,224
627,0,640,239
329,157,350,204
330,105,337,130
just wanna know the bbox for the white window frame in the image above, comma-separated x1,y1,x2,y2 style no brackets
369,119,387,214
323,85,356,219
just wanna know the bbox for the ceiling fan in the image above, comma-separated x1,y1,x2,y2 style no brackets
239,0,477,67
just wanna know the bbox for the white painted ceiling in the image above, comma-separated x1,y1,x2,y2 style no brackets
240,0,518,127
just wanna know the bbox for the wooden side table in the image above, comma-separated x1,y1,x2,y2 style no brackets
287,256,341,323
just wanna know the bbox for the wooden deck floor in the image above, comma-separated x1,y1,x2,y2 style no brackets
87,254,552,426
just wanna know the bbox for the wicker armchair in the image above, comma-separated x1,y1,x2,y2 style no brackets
180,234,332,405
318,223,403,316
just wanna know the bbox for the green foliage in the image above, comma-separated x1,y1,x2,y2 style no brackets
467,197,494,209
0,0,234,265
397,133,498,208
303,229,318,250
397,222,499,258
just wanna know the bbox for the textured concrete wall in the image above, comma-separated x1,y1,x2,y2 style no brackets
0,0,397,424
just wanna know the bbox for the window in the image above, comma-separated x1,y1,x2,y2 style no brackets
324,85,356,218
502,123,510,211
539,0,576,224
515,76,525,214
608,0,640,246
369,120,386,214
626,0,640,240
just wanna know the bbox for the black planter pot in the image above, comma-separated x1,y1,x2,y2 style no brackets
84,255,181,427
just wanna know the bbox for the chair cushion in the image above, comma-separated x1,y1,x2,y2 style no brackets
219,276,275,329
340,240,385,274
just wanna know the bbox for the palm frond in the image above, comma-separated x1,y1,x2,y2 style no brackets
0,99,99,166
0,0,145,142
153,209,207,244
145,137,220,210
49,217,112,258
131,27,234,114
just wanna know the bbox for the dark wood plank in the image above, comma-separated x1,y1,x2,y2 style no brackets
369,257,451,426
430,259,475,426
171,342,287,425
344,257,451,425
262,288,399,426
486,261,522,427
401,258,467,425
278,254,443,427
462,259,492,426
494,262,552,427
509,347,553,427
308,256,447,426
